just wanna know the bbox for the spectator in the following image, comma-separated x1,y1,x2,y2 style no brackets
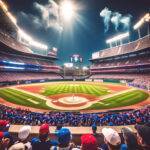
0,104,149,127
135,124,150,150
55,123,63,133
80,134,98,150
51,128,74,150
92,124,99,137
31,123,58,150
121,127,139,150
0,120,10,131
0,132,13,150
9,143,26,150
101,128,121,150
9,126,32,150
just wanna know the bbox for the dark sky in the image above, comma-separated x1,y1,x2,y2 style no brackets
5,0,150,65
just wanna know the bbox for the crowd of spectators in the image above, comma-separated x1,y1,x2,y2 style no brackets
0,104,149,127
0,72,63,83
0,119,150,150
90,74,150,91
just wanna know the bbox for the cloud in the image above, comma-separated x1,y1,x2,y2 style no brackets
111,12,122,31
18,0,63,33
100,7,112,32
120,15,132,30
100,7,132,32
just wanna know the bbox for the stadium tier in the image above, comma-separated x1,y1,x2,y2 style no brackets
91,35,150,59
90,35,150,90
0,72,63,83
0,31,63,84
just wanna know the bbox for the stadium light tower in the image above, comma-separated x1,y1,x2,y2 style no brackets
0,0,8,12
133,13,150,38
18,28,48,50
0,0,17,25
106,32,130,47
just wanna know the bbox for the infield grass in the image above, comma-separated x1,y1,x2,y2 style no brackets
0,82,149,110
42,83,109,96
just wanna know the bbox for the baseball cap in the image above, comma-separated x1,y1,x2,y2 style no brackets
102,128,121,146
0,120,10,128
39,123,49,135
0,132,4,139
18,126,31,140
92,124,97,131
57,128,71,145
81,134,98,150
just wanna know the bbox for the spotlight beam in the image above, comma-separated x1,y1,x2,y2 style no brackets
60,0,75,22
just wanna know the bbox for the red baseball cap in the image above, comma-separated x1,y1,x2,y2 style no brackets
0,132,4,139
81,134,98,150
39,123,49,135
0,120,10,128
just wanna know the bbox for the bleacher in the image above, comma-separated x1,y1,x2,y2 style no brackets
90,34,150,90
91,35,150,60
0,30,63,84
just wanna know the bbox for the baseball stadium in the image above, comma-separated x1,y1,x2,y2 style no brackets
0,0,150,149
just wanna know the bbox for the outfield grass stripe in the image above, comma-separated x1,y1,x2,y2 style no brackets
0,88,53,110
88,90,149,109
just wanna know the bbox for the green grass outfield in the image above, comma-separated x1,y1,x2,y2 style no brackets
88,90,149,109
0,82,149,110
42,83,109,96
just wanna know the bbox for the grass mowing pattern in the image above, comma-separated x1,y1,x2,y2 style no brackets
88,90,149,110
0,83,149,110
42,83,109,96
0,88,54,110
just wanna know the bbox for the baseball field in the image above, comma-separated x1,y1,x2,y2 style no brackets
0,82,149,111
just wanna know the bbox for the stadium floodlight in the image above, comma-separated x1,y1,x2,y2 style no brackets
144,13,150,22
52,47,58,52
64,63,73,68
133,18,145,30
0,0,8,11
133,13,150,30
18,28,48,50
106,32,129,44
60,0,75,21
82,66,88,70
0,0,17,25
7,12,17,25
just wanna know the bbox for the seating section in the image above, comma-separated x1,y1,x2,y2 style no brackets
0,104,149,126
90,56,150,70
92,35,150,59
0,105,149,149
0,72,63,82
90,35,150,90
0,31,33,54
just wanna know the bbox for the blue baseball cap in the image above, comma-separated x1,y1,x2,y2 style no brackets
92,124,97,131
57,128,71,145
